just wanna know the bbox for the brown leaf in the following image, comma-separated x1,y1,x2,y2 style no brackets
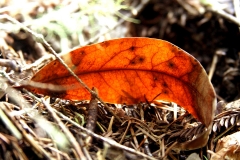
211,131,240,160
26,37,216,128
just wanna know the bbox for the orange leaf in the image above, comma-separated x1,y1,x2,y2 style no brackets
27,37,216,127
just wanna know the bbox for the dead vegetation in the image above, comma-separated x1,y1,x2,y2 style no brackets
0,0,240,159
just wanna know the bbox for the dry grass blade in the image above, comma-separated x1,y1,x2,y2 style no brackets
0,79,72,159
53,108,157,160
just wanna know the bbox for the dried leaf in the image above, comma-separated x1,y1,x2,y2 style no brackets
211,131,240,160
26,37,216,149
